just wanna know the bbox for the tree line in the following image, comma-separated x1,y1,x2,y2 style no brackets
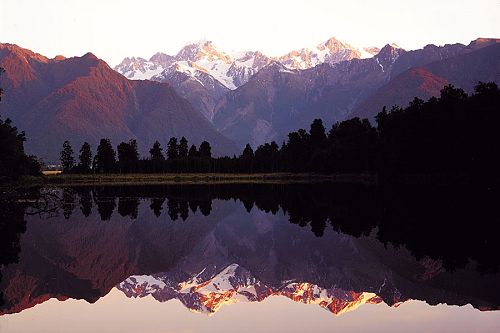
60,82,500,181
2,65,498,180
60,137,215,173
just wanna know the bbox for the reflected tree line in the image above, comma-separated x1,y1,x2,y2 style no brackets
50,183,500,274
0,186,53,306
0,200,26,306
63,186,215,222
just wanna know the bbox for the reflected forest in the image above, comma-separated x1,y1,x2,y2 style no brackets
15,183,500,275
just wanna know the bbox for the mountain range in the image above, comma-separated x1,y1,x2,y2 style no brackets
118,264,385,316
114,37,379,86
212,39,500,147
116,37,499,148
0,43,237,162
1,37,499,162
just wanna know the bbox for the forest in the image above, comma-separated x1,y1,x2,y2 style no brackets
1,79,499,181
57,82,500,182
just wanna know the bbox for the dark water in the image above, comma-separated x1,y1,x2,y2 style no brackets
1,183,500,332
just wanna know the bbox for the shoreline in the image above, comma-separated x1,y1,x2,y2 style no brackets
10,173,378,187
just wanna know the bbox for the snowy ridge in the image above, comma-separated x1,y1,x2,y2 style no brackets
115,56,166,80
118,264,389,316
114,37,391,89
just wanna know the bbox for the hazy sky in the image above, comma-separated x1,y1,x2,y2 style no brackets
1,0,499,66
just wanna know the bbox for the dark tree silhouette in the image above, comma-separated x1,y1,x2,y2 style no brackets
149,140,164,173
93,187,116,221
281,129,310,172
254,141,279,172
95,139,116,173
150,198,165,217
117,198,139,219
0,116,41,178
199,141,211,159
188,144,198,158
149,141,164,161
199,200,212,216
309,118,327,149
76,187,93,217
167,137,179,160
326,117,377,172
117,139,139,173
375,82,500,180
60,141,75,172
178,137,189,158
241,144,254,159
78,142,92,173
167,198,179,221
240,144,254,172
179,200,189,221
0,195,27,306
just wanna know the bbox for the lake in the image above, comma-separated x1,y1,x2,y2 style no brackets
1,183,499,332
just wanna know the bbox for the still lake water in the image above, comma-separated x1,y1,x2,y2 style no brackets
1,183,500,332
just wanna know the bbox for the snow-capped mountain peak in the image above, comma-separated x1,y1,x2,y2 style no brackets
149,52,175,67
175,40,232,63
277,36,378,70
114,36,383,88
114,56,166,80
375,43,406,71
117,264,390,316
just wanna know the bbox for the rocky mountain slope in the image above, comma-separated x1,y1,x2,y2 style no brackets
0,43,237,161
114,37,377,121
119,264,384,316
212,44,406,147
351,40,500,119
213,39,500,147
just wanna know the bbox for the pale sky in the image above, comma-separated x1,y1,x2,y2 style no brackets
1,0,499,66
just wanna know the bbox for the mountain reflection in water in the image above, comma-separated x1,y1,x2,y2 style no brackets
0,183,499,320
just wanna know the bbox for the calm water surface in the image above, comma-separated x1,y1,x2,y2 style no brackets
1,183,499,332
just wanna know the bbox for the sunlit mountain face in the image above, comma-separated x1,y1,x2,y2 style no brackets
114,37,378,87
118,264,385,316
1,183,499,318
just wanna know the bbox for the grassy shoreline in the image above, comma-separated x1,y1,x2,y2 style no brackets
12,173,378,187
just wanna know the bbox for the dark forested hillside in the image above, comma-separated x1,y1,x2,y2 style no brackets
60,82,500,184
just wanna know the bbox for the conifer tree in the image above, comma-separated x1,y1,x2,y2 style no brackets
199,141,212,159
178,136,189,158
79,142,92,173
167,137,179,160
60,140,75,172
95,138,116,173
